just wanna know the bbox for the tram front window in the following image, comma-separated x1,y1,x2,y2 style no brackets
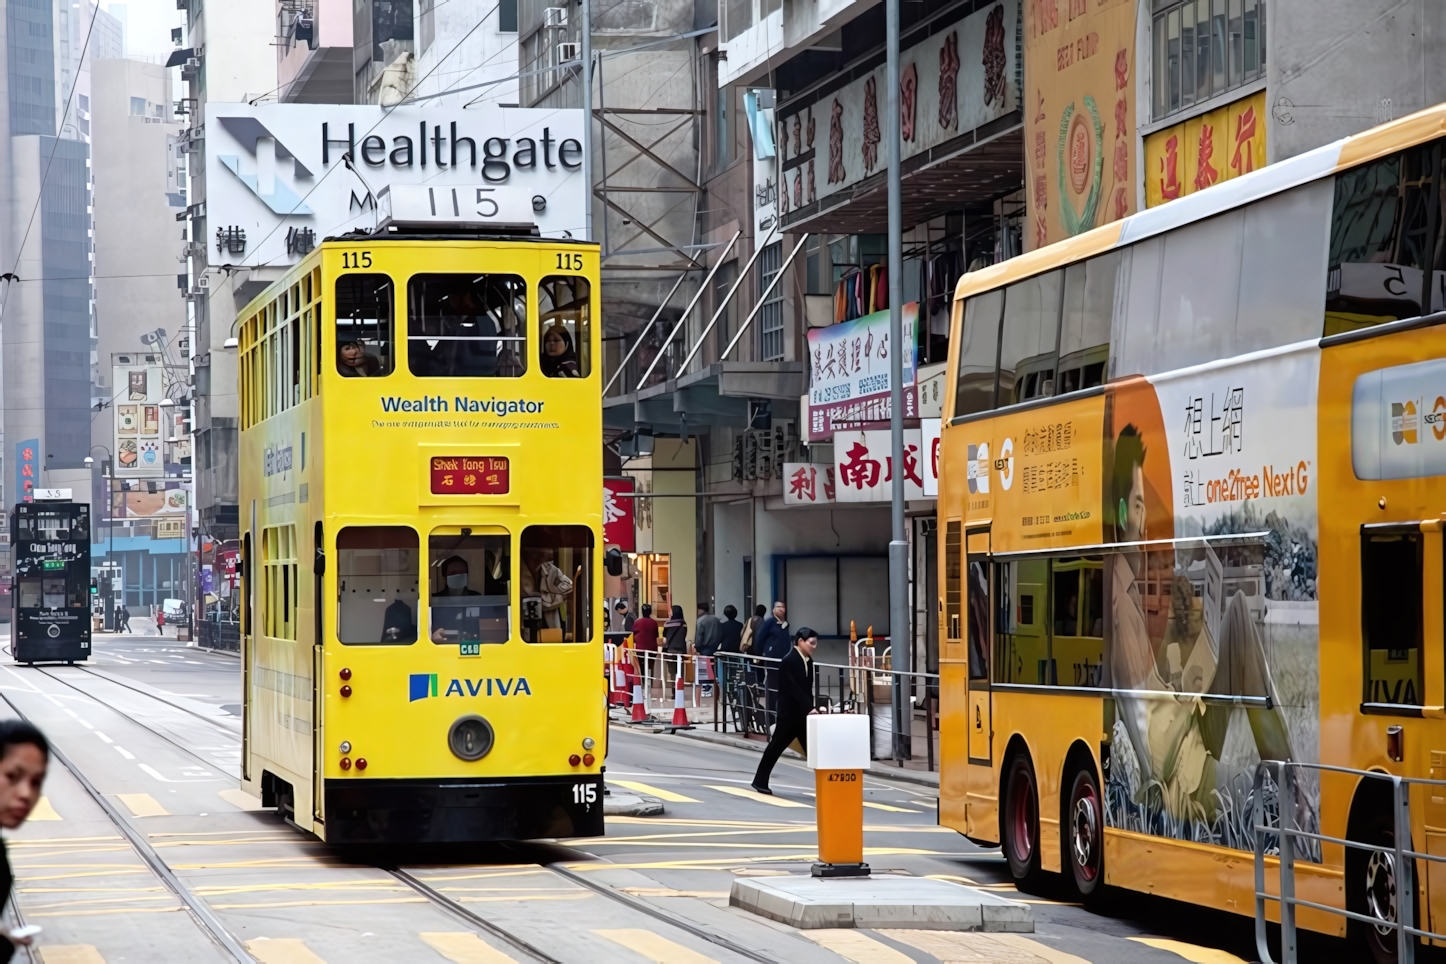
538,275,591,378
428,530,510,645
408,274,527,377
337,526,419,644
520,525,592,643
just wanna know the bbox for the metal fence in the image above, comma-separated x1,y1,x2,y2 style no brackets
196,619,241,653
1253,759,1446,963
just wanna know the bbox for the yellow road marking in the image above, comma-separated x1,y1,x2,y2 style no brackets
218,788,265,811
449,894,592,904
702,786,810,808
116,794,168,817
28,906,184,918
147,830,296,838
619,888,730,899
406,869,551,882
19,894,177,910
37,946,106,964
594,929,718,964
420,932,519,964
1126,938,1249,963
606,816,809,829
862,802,920,813
245,939,328,964
881,930,1090,963
610,780,700,803
803,929,914,963
19,887,167,894
30,797,61,821
193,881,409,896
10,836,121,845
216,897,429,910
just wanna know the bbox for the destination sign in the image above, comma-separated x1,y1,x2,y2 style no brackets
430,456,510,495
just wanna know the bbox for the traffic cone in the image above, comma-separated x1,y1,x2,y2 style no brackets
671,673,690,727
610,663,629,706
630,678,648,722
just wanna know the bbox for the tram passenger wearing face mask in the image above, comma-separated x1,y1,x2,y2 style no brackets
430,555,483,643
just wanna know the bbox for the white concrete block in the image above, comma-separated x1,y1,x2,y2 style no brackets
807,713,871,770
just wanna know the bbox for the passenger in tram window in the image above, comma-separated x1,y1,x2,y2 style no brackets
540,325,582,378
381,597,415,643
337,340,381,377
436,556,483,597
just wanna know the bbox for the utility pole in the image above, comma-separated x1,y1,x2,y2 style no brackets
579,0,594,242
885,0,909,762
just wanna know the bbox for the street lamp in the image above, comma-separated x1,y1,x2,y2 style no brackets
87,445,117,631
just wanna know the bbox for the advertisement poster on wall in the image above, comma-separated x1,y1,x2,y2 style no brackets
114,363,166,479
1143,90,1267,208
1022,0,1136,250
603,478,636,552
806,304,919,441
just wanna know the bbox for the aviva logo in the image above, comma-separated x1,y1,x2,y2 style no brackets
409,673,532,702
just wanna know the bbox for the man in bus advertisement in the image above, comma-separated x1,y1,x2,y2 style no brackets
1101,352,1320,854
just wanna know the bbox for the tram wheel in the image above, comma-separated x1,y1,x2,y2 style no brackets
1064,764,1104,898
1348,805,1415,964
1002,753,1043,888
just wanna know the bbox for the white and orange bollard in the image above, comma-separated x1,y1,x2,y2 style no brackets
630,677,649,722
807,713,871,877
670,671,692,728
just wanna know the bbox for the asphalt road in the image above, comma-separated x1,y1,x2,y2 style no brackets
0,629,1351,963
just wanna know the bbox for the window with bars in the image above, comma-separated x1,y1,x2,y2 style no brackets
758,242,785,361
1152,0,1264,123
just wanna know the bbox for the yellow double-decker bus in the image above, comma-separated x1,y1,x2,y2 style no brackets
236,227,604,843
939,104,1446,960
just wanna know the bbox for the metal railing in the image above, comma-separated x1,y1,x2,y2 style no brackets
1253,760,1446,963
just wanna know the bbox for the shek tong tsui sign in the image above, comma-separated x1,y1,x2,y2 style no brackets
204,103,587,268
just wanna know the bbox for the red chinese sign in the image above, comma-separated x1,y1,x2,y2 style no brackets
430,456,510,495
603,478,636,551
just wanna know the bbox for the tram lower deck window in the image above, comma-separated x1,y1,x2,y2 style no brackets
428,530,511,645
520,526,592,643
337,526,419,644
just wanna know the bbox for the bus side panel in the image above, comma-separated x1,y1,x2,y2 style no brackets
938,660,970,834
994,692,1090,873
1103,829,1346,937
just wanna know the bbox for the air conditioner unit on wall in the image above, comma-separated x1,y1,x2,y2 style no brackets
557,42,580,63
544,6,567,26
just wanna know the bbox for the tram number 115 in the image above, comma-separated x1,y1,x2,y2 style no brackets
572,783,598,804
556,253,584,270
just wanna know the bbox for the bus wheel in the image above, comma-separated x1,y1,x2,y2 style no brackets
1065,765,1104,897
1349,807,1407,964
1002,754,1041,885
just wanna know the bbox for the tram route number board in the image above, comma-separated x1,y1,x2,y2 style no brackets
430,456,510,495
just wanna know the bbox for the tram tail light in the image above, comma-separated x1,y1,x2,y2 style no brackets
355,758,368,771
582,753,595,767
340,757,352,770
340,685,353,697
568,754,581,766
340,667,352,681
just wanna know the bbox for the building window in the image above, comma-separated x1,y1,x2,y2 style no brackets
499,0,518,33
130,96,145,116
1152,0,1264,122
758,242,784,360
715,67,733,170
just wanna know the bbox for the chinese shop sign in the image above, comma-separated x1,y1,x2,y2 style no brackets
1144,90,1266,208
782,463,836,506
603,478,636,551
429,456,510,495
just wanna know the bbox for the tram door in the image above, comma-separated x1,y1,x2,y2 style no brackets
964,528,995,838
311,522,325,825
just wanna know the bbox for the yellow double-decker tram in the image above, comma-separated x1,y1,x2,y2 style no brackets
236,221,604,843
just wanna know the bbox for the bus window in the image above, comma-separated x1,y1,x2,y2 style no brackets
538,275,590,378
998,270,1061,406
520,525,592,643
335,274,394,377
1362,529,1423,707
408,274,527,377
428,530,510,645
966,556,989,679
954,289,1003,418
993,559,1047,684
1058,252,1116,395
337,526,419,645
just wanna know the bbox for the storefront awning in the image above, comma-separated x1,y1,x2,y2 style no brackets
604,361,806,435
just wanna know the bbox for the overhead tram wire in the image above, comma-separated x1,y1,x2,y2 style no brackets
0,689,255,963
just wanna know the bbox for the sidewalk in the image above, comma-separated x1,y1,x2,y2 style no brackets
610,717,940,790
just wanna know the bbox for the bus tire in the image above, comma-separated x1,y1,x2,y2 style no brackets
1002,753,1042,887
1347,804,1412,964
1064,763,1104,898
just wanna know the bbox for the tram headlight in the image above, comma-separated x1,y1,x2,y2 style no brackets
447,715,495,762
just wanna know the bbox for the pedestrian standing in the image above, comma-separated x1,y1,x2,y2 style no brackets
752,628,818,795
754,601,791,718
662,605,688,691
694,604,721,696
156,609,165,635
0,719,49,959
631,603,660,692
739,604,766,654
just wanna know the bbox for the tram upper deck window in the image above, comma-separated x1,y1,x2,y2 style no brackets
538,275,591,378
520,525,592,643
408,274,527,377
335,274,394,377
337,526,418,644
428,530,510,645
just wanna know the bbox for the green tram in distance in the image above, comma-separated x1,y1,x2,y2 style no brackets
11,500,91,664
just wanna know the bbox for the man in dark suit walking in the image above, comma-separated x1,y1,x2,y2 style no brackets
751,627,819,795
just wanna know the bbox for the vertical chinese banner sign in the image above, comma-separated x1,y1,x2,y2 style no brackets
1023,0,1137,251
13,439,38,504
603,478,636,552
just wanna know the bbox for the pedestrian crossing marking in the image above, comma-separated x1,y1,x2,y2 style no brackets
420,932,518,963
31,797,61,821
218,788,265,811
803,929,914,963
116,794,168,817
881,930,1090,963
593,929,719,964
36,946,105,964
610,780,699,803
244,938,328,963
703,785,810,808
1126,938,1248,963
861,802,919,813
